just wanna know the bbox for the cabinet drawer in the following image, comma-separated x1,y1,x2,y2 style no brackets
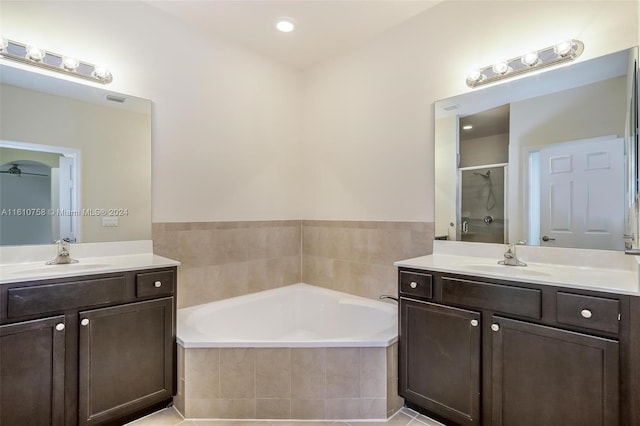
442,277,541,319
7,277,126,318
399,271,432,299
136,270,175,298
557,292,620,334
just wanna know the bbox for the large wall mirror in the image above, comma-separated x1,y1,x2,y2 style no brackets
0,64,152,246
435,46,638,251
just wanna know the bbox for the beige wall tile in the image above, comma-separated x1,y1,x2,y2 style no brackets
220,348,255,399
360,398,387,419
256,398,291,419
326,398,361,419
204,262,250,301
154,220,303,308
360,347,386,398
291,399,326,419
185,348,220,399
176,266,205,309
326,348,360,398
256,348,291,398
299,220,433,300
291,348,326,399
184,398,220,418
217,399,256,419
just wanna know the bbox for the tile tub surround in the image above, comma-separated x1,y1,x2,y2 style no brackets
152,221,301,308
152,220,434,307
302,221,434,300
175,343,403,420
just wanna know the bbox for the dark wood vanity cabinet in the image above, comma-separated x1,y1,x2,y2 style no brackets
78,297,174,425
0,316,66,426
490,316,619,426
400,299,481,425
398,267,637,426
0,267,177,426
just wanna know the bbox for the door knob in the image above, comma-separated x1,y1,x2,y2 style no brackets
470,319,479,327
410,281,418,289
154,281,162,288
542,235,556,242
81,318,90,327
491,324,500,332
55,323,65,331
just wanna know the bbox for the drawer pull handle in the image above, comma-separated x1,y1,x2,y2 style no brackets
491,324,500,332
81,318,90,327
154,281,162,288
470,319,479,327
581,309,592,319
410,281,418,289
55,323,65,331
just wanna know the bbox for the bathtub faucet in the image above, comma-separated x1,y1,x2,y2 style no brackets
379,295,399,303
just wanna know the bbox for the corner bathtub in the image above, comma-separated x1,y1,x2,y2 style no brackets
175,283,402,420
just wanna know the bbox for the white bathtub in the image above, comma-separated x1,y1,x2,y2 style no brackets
177,283,398,348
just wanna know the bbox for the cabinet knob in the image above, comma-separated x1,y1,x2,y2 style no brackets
55,323,65,331
154,281,162,288
491,324,500,332
470,319,479,327
581,309,592,319
410,281,418,289
81,318,90,327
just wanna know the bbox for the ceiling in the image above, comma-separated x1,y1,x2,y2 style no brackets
146,0,443,70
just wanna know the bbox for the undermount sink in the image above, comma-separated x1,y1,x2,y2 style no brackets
10,263,110,275
465,263,552,277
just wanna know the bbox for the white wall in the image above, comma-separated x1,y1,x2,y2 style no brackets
1,1,303,223
301,0,639,221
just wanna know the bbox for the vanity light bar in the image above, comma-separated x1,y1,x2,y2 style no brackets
466,39,584,88
0,38,112,84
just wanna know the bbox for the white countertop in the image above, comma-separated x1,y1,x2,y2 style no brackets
0,240,180,284
395,241,640,296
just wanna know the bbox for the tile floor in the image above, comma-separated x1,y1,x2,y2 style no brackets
126,406,445,426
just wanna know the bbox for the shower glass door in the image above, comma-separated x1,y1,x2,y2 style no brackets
459,166,506,243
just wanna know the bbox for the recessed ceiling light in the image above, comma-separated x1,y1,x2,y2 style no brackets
275,18,296,33
462,125,473,130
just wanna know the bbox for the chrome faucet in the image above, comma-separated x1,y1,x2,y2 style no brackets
46,238,78,265
379,295,399,303
498,243,527,266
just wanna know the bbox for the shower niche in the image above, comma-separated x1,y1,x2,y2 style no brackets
457,105,509,244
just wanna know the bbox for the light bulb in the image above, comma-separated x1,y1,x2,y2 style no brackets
467,69,483,82
521,51,539,67
61,56,79,71
0,38,8,52
26,45,46,62
275,18,295,33
492,61,509,75
92,65,112,81
462,125,473,130
554,40,573,57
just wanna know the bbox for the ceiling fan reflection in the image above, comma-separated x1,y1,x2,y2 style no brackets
0,164,48,177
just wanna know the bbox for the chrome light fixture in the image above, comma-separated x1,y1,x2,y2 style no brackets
0,37,112,84
466,39,584,88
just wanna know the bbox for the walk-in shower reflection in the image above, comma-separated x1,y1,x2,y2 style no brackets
460,166,506,243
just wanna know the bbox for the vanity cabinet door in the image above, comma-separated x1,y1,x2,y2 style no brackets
0,316,66,426
77,298,174,426
491,316,619,426
399,298,481,426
